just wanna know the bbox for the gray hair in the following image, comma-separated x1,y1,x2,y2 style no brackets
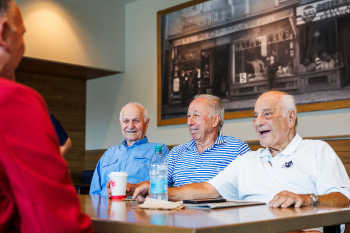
0,0,11,15
260,90,298,127
192,94,224,131
281,93,298,127
119,102,148,122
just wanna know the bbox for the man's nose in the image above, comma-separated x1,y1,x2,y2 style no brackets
128,121,135,128
187,115,194,125
254,115,264,127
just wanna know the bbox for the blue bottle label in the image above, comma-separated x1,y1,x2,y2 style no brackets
150,178,167,194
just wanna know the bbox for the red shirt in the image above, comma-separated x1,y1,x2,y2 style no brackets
0,78,92,233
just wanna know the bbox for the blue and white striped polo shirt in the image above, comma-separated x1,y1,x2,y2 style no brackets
167,133,251,187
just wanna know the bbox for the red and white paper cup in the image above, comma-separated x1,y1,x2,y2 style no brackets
109,172,128,199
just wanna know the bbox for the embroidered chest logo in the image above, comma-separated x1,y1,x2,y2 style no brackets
282,160,293,168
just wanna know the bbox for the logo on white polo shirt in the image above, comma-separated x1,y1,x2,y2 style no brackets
282,160,293,168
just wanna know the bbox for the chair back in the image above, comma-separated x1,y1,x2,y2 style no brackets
81,170,94,185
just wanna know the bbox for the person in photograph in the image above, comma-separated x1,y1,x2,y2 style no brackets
311,52,320,71
280,48,292,75
266,55,278,89
192,66,199,97
0,0,92,232
134,90,350,232
180,69,189,107
246,55,265,75
90,102,169,196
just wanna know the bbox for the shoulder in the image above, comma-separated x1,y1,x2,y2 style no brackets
300,139,335,154
145,142,167,148
300,139,332,149
167,141,191,159
221,135,250,148
235,150,261,162
170,141,191,153
0,78,43,104
101,145,123,158
144,142,169,153
222,135,245,143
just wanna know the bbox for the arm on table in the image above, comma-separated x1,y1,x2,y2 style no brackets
106,180,150,198
60,137,72,156
132,182,220,202
269,191,349,208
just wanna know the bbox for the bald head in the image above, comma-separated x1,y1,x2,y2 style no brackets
253,91,297,156
192,94,224,131
120,102,148,122
0,0,26,80
257,91,298,126
119,103,149,146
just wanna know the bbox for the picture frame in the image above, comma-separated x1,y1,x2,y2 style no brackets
157,0,350,126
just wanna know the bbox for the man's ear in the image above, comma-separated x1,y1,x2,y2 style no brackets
288,110,297,128
0,19,8,50
145,118,150,130
212,114,220,128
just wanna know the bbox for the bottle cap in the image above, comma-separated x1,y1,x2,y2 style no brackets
155,145,162,152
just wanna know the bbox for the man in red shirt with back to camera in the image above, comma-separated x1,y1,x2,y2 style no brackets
0,0,92,232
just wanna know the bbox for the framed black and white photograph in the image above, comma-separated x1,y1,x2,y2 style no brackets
157,0,350,126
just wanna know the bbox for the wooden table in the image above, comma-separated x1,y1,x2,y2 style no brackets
79,195,350,233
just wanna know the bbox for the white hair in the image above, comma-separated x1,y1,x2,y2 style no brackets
260,91,298,126
192,94,224,131
119,102,148,122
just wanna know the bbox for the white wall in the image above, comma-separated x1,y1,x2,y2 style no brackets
85,0,350,150
16,0,125,71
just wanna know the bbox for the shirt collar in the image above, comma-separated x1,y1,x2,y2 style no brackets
122,136,148,149
187,132,225,151
259,133,302,158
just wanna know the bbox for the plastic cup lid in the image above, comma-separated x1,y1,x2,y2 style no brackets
109,172,128,177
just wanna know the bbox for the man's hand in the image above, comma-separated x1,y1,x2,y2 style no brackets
126,183,131,193
132,183,150,202
269,190,312,208
106,180,112,198
107,181,148,198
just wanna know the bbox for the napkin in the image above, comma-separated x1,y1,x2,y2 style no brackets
134,198,185,210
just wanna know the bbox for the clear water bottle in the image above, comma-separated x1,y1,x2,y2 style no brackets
150,145,168,201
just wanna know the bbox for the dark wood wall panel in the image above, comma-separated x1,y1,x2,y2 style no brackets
16,71,86,184
85,150,106,171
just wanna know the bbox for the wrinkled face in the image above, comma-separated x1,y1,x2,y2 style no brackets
2,3,26,77
119,104,149,146
253,93,291,151
187,98,215,142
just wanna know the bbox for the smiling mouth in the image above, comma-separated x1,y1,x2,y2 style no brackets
189,129,198,132
259,130,271,136
125,130,137,134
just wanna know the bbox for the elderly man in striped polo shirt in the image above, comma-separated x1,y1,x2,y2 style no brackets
166,94,250,187
107,94,250,197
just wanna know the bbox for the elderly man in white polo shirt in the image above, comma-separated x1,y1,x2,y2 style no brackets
134,90,350,232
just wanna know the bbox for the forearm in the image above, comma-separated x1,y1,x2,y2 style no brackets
60,137,72,156
129,180,150,194
168,182,220,201
318,192,349,208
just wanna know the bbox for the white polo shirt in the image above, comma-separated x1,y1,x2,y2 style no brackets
208,133,350,203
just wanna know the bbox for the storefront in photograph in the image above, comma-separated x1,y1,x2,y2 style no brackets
159,0,350,121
